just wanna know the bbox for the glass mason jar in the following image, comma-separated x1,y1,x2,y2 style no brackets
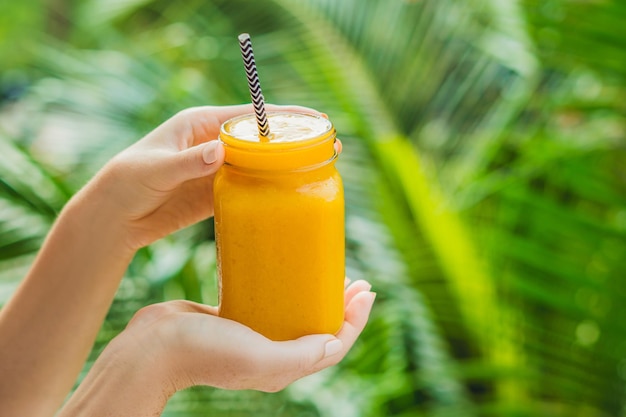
214,112,344,341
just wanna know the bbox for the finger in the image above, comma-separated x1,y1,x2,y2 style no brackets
338,291,376,346
316,291,375,370
153,140,225,188
344,280,372,308
334,139,343,155
263,291,376,388
262,290,376,386
251,333,338,391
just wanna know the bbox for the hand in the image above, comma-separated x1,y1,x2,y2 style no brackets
58,280,375,416
89,104,326,251
132,279,374,392
0,104,345,417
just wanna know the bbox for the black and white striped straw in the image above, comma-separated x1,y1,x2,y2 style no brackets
238,33,271,139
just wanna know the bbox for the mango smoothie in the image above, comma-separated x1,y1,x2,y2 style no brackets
214,112,344,341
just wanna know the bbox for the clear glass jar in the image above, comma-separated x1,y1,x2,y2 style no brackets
214,112,344,341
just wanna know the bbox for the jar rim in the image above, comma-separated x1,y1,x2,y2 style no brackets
218,112,337,172
219,112,335,151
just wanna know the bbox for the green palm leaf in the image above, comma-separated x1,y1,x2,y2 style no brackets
2,0,626,416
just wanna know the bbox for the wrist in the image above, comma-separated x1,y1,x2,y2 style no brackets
64,169,138,260
58,330,174,417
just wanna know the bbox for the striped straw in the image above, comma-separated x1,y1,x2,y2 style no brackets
238,33,271,140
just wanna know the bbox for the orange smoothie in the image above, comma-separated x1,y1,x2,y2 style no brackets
214,112,344,341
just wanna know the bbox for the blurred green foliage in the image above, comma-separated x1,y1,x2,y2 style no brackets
1,0,626,416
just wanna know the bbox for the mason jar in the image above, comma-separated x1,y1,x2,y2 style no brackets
214,112,344,341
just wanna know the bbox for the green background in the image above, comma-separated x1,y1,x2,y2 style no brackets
1,0,625,416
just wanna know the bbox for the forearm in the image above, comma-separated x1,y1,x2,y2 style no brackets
0,175,135,416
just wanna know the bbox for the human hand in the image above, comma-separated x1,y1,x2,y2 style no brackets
132,279,374,392
86,104,327,251
57,280,374,416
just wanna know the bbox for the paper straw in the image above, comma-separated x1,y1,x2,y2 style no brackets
238,33,271,139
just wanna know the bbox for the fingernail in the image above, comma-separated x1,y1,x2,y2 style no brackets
324,339,343,358
368,292,377,307
202,142,218,164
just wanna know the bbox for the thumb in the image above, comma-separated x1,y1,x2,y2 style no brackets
160,140,225,186
250,334,344,392
269,335,344,376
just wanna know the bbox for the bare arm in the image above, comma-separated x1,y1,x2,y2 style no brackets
57,282,375,417
0,177,136,416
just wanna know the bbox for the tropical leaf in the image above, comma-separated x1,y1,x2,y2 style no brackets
1,0,626,416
